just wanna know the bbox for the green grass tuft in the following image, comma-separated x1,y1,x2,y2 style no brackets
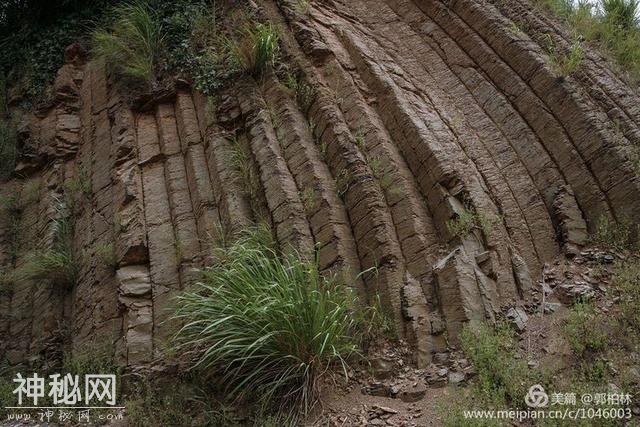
590,215,638,251
603,0,640,30
173,227,360,413
92,1,164,86
564,299,610,356
229,23,280,76
614,259,640,332
11,196,78,289
536,0,640,82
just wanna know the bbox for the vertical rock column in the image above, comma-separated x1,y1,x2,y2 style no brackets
137,112,181,357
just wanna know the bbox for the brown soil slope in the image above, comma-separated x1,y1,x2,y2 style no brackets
0,0,638,370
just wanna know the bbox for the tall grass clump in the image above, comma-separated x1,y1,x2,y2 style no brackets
0,121,16,181
92,1,164,86
564,299,610,356
603,0,640,30
229,23,280,75
173,227,360,413
13,196,78,289
536,0,640,82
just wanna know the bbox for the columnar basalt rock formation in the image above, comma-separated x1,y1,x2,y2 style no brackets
1,0,638,370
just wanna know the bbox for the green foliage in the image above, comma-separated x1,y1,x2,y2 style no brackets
0,121,16,181
160,1,229,95
369,156,395,192
64,166,92,197
12,196,78,289
590,215,638,251
173,227,360,413
63,346,120,377
446,205,496,239
550,40,585,75
229,137,262,217
0,376,14,417
300,188,319,213
459,322,533,407
124,380,222,427
614,259,640,332
564,300,610,356
0,1,108,104
96,241,118,270
536,0,640,82
603,0,639,30
92,1,165,86
359,293,397,343
229,23,280,75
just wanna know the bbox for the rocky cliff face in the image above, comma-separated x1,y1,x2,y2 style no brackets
1,0,639,371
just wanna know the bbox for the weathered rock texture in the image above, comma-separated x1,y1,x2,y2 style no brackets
1,0,639,369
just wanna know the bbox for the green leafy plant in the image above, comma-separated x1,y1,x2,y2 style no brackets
590,215,637,251
92,1,165,86
564,300,610,356
173,227,360,413
559,41,585,75
459,322,533,407
615,259,640,331
12,196,78,289
536,0,640,82
603,0,639,30
229,23,280,75
96,241,118,270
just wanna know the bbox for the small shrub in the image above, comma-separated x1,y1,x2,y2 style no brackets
0,121,16,181
92,1,165,86
446,205,497,238
564,300,610,356
590,215,637,251
64,167,92,197
536,0,640,82
614,259,640,332
96,241,118,270
459,322,533,407
173,228,360,413
229,23,280,75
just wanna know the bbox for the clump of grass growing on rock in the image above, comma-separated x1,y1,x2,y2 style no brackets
552,41,585,76
229,23,280,76
12,197,78,289
92,1,164,86
173,227,360,413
